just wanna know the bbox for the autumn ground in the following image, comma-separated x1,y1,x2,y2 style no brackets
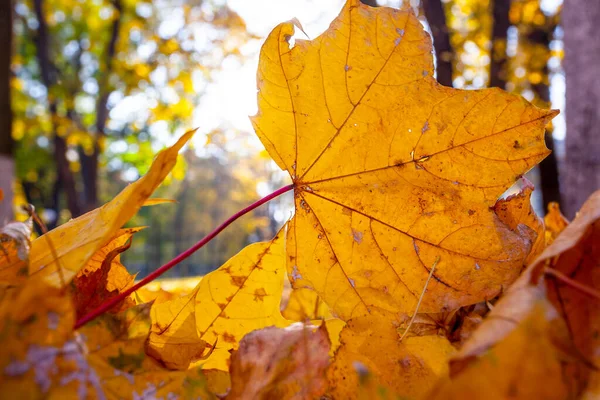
1,1,598,399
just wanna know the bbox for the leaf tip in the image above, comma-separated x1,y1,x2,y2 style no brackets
545,109,560,120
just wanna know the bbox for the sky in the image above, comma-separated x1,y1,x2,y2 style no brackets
191,0,347,154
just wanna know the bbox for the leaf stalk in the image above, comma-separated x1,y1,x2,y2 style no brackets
74,183,294,329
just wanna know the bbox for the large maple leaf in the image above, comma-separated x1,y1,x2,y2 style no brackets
252,0,556,320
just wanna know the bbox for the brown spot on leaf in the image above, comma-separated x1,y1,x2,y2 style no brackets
230,275,245,288
222,332,236,344
253,288,268,302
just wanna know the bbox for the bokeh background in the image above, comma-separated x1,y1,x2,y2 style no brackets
2,0,598,278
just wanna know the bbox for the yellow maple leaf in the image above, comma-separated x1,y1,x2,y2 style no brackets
253,0,556,320
27,130,195,287
146,230,289,371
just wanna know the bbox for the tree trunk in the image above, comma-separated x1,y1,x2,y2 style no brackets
33,0,81,219
527,26,561,208
81,0,123,213
173,175,190,275
489,0,510,89
0,0,13,222
562,0,600,218
359,0,378,6
422,0,454,87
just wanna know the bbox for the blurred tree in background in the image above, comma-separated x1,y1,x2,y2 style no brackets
562,0,600,217
6,0,289,276
11,0,252,227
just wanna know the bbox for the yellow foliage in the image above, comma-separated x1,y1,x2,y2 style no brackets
0,278,223,399
253,0,556,321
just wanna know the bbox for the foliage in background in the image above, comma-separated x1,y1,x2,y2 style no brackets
121,148,287,278
12,0,253,226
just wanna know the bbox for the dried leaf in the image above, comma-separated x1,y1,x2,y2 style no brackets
493,179,545,265
543,190,600,398
544,201,569,244
0,217,33,284
147,230,289,371
429,299,580,400
72,227,142,320
227,324,331,400
396,309,459,339
254,0,556,321
0,278,222,399
81,302,154,374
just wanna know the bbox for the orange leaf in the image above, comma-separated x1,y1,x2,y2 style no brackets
492,179,545,265
327,314,455,399
72,227,142,320
544,201,569,244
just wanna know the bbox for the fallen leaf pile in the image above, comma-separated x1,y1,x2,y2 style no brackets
1,1,597,399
